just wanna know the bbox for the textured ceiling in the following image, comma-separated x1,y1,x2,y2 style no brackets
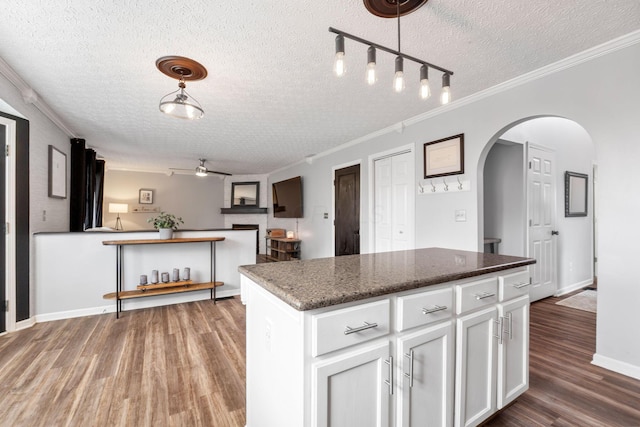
1,1,639,174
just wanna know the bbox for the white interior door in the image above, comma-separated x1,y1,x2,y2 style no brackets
527,144,557,301
373,150,414,253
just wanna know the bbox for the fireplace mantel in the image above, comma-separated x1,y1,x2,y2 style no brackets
221,207,268,214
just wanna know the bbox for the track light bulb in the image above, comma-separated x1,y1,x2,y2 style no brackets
394,56,405,92
334,35,346,76
441,73,451,104
420,65,431,100
366,46,377,85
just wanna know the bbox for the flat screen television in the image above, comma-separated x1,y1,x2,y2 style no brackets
272,176,303,218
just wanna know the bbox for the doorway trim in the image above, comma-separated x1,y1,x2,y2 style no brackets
0,115,17,334
332,159,362,256
368,143,415,254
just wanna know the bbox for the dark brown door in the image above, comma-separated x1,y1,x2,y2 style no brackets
335,164,360,256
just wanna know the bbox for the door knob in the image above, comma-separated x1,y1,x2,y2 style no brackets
551,230,559,236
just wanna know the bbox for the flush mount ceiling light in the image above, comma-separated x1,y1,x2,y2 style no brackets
156,56,207,120
330,0,454,104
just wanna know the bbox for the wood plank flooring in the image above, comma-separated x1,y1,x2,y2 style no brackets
0,299,246,427
1,292,639,426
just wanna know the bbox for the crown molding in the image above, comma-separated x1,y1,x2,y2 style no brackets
0,56,77,137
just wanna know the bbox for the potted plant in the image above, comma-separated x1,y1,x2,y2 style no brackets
147,212,184,239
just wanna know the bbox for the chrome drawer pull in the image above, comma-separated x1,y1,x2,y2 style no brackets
422,305,448,315
513,282,530,289
494,317,504,345
344,321,378,335
475,292,496,300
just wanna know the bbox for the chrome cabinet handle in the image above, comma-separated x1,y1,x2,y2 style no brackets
384,356,394,395
403,350,415,388
422,305,447,315
475,292,496,300
344,321,378,335
494,317,504,345
513,282,530,289
504,312,513,340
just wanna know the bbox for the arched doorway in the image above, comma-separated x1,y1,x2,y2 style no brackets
479,117,596,302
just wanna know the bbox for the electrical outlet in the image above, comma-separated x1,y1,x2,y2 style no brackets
324,213,328,219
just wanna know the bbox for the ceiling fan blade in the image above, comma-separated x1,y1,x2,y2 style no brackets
169,167,194,171
207,170,232,176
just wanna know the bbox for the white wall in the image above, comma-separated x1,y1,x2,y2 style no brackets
33,229,255,320
268,35,640,378
483,141,524,257
103,170,225,230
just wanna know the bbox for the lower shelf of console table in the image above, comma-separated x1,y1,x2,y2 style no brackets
103,281,224,300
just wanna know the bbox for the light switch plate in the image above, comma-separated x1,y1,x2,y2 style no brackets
455,210,467,222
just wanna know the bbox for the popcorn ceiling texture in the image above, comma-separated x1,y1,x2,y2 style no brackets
0,1,638,175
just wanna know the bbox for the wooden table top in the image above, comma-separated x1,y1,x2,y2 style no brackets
102,237,226,246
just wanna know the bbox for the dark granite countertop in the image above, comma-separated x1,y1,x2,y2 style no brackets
239,247,536,311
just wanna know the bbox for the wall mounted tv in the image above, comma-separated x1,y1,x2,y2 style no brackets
272,176,303,218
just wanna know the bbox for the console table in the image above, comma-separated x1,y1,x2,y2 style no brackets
102,237,225,318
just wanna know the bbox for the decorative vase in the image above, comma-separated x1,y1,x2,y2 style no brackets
158,228,173,239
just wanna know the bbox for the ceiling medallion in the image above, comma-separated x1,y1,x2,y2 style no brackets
156,56,207,120
363,0,429,18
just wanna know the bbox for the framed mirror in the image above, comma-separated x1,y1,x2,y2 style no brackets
231,181,260,207
565,171,588,217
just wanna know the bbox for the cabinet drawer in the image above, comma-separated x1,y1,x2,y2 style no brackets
499,270,531,301
311,299,390,357
455,278,498,314
397,287,453,331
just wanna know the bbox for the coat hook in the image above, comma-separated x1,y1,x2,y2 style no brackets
418,182,424,193
442,178,449,191
457,176,463,190
430,180,436,192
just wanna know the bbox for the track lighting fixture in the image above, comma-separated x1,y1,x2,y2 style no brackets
329,0,453,104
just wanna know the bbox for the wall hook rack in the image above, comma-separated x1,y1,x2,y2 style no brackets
457,176,463,190
419,176,471,195
430,180,437,192
442,178,449,191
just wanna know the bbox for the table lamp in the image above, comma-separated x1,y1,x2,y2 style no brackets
108,203,128,230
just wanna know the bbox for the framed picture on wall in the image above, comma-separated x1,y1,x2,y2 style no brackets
565,171,588,217
48,145,67,199
139,188,154,204
423,134,464,178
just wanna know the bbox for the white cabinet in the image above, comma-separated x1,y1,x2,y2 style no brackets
243,266,530,427
497,295,529,408
454,306,498,427
397,321,454,427
313,341,392,427
454,277,530,427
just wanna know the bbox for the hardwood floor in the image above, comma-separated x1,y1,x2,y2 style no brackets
0,299,246,427
1,292,639,426
486,292,640,426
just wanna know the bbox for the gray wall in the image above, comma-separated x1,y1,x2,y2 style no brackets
103,170,225,230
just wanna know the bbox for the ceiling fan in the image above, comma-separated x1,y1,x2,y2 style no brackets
169,159,232,177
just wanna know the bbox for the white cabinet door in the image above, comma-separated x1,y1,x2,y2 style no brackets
454,307,498,427
397,321,454,427
312,341,391,427
497,295,529,408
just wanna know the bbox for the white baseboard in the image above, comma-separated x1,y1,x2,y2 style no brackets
592,353,640,380
35,288,241,323
555,278,593,296
16,317,36,331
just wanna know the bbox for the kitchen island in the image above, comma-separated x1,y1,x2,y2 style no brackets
239,247,536,427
